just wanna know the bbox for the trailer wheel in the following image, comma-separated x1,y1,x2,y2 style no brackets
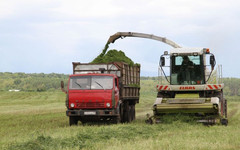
129,105,133,121
120,103,124,123
123,102,131,123
129,105,135,121
69,116,78,126
132,105,136,121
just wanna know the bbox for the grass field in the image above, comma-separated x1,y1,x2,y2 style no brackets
0,80,240,150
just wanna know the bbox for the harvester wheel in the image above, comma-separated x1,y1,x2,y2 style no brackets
145,118,153,124
224,99,228,118
69,116,78,126
221,118,228,126
221,99,228,126
214,91,223,102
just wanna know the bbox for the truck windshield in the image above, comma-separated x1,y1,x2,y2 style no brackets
69,76,113,90
171,55,205,85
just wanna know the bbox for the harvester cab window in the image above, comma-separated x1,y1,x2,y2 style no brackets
171,55,204,85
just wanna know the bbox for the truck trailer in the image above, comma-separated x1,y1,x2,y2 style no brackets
61,62,140,125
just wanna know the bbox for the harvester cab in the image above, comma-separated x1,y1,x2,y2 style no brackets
160,48,215,86
148,48,228,125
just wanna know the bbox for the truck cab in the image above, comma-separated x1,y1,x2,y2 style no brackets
65,74,120,125
68,74,119,109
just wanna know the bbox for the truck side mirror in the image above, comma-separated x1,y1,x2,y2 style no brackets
160,56,165,66
61,81,67,94
210,55,215,70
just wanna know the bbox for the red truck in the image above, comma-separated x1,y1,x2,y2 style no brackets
61,62,140,125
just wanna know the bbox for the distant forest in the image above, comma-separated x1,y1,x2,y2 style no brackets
0,72,239,96
0,72,68,92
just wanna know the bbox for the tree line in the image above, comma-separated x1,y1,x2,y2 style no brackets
0,72,68,92
0,72,239,96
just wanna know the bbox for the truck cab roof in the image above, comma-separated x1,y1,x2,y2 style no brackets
69,73,118,78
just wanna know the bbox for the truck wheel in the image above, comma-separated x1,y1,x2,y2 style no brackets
113,116,120,124
128,104,133,122
120,103,124,123
132,105,136,121
129,105,133,121
69,116,78,126
123,102,131,123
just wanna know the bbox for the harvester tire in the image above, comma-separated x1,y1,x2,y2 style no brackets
69,116,78,126
145,118,153,125
224,99,227,118
214,91,223,102
221,118,228,126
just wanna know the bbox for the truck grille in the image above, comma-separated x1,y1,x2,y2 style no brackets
76,102,105,108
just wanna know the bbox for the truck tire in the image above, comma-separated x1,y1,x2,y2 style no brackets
113,116,120,124
120,103,124,123
132,104,136,121
129,105,133,121
69,116,78,126
123,102,131,123
128,105,132,122
129,105,135,121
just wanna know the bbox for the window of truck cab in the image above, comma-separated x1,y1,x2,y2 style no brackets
69,76,113,90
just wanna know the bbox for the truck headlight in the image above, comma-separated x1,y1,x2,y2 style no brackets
70,103,75,108
106,103,110,107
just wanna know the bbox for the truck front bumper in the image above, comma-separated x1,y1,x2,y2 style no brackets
66,109,119,117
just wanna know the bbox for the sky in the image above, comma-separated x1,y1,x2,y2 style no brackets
0,0,240,77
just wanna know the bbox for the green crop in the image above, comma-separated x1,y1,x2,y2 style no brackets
91,43,140,66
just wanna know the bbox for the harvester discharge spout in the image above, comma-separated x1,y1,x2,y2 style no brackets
107,32,181,48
